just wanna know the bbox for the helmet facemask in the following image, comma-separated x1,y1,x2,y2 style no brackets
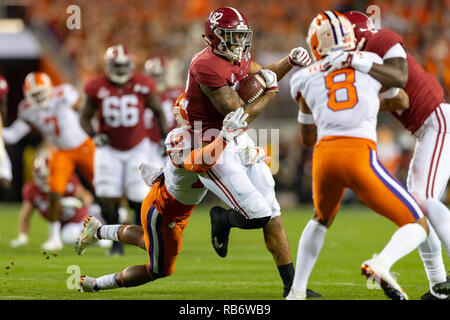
106,60,134,85
214,27,252,63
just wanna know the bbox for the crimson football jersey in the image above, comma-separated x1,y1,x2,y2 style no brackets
364,29,446,134
0,75,8,99
21,175,88,225
185,47,251,141
144,85,183,143
84,73,157,150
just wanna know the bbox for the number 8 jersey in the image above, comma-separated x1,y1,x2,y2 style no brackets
83,73,157,150
290,51,383,143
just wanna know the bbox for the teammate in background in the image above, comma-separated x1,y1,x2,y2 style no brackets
144,56,184,135
75,107,247,293
287,11,429,300
9,153,110,249
183,6,318,298
2,72,95,251
80,44,168,255
0,74,12,191
325,11,450,300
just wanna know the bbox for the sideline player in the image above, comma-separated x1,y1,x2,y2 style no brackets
9,153,110,249
287,11,429,300
75,108,247,292
80,45,168,254
2,72,95,250
184,6,317,298
325,11,450,300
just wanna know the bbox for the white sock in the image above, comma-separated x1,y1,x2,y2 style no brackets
418,226,447,288
376,223,427,270
95,273,119,290
422,198,450,257
98,225,122,241
48,221,61,241
292,219,328,291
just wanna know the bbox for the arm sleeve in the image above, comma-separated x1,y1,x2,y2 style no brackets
184,135,227,173
2,119,31,144
383,43,407,60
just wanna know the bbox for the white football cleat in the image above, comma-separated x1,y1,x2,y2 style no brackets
79,275,98,292
286,287,307,300
41,237,63,251
361,255,409,300
76,216,101,255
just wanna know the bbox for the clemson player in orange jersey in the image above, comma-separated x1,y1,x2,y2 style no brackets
2,72,95,251
286,11,429,300
75,102,248,293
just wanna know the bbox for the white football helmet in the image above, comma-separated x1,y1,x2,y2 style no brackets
307,10,356,61
32,152,50,193
23,72,53,108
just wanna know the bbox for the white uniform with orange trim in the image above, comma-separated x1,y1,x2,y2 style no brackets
289,51,424,226
290,51,383,142
3,84,85,149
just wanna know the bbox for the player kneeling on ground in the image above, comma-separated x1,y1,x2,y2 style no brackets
10,153,110,250
75,108,248,292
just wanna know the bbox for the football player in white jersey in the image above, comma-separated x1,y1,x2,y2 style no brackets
2,72,96,250
286,11,429,300
75,107,247,293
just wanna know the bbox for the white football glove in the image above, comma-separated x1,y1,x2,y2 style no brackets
323,50,373,75
10,233,29,248
288,47,312,67
60,197,84,209
259,69,278,93
238,146,267,166
139,163,164,186
220,107,249,142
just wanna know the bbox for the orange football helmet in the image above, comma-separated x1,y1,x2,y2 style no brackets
172,93,191,129
307,10,356,61
23,72,53,108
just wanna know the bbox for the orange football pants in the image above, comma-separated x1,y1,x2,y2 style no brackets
140,179,195,278
312,136,423,227
48,137,95,194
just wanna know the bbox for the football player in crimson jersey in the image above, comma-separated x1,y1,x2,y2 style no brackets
9,153,105,250
184,7,319,298
2,72,95,251
325,11,450,300
0,74,12,191
80,44,168,255
144,56,184,148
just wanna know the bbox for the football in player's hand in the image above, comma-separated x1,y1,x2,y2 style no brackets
236,73,266,103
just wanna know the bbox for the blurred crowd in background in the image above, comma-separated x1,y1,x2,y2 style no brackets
1,0,449,205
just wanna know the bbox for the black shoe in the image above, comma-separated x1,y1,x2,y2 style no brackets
306,288,323,298
283,286,323,298
421,291,450,300
433,280,450,296
210,206,231,258
108,241,124,256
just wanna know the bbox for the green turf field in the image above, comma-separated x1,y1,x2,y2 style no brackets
0,202,447,300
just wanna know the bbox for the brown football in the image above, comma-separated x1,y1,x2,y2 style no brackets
236,73,266,103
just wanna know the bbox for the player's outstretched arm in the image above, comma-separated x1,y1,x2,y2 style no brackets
297,96,317,148
368,57,408,88
79,97,97,136
146,93,168,140
379,88,410,112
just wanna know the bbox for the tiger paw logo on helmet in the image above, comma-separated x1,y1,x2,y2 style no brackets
307,10,356,61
